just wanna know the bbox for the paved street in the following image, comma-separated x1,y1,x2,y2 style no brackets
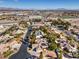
9,26,32,59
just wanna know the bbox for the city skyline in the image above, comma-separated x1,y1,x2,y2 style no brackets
0,0,79,9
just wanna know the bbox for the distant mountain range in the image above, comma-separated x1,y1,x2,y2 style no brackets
0,7,23,11
0,7,79,11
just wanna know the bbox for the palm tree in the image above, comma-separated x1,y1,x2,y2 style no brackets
39,52,43,59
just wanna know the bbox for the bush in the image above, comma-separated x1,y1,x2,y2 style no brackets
3,50,13,57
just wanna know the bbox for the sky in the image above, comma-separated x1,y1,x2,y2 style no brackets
0,0,79,9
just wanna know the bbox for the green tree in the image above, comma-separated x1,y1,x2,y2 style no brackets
30,31,36,44
48,42,57,51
